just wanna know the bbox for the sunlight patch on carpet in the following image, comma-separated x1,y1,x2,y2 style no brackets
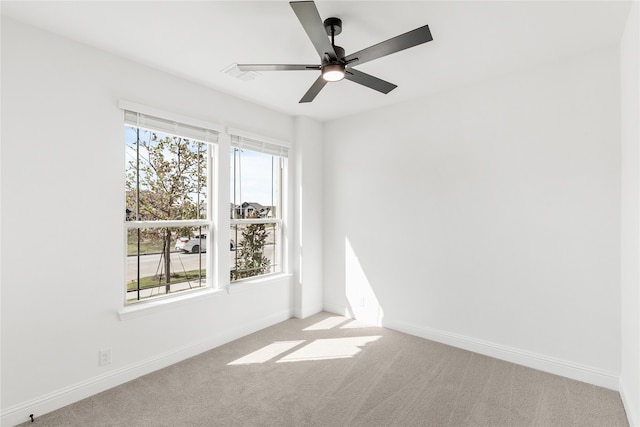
277,336,382,363
303,316,349,331
228,340,305,365
340,319,377,329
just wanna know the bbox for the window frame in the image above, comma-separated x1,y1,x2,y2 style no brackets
229,136,288,283
122,103,220,305
119,101,291,311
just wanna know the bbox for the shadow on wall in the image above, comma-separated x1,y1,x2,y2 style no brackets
345,237,384,326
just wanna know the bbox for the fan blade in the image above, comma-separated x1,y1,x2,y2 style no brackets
300,75,328,103
344,25,433,66
237,64,320,71
290,1,337,61
345,68,397,94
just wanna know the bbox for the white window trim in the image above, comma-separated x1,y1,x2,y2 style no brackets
118,287,225,320
227,272,293,293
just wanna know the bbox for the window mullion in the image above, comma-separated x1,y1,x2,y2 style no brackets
230,219,282,226
136,126,141,301
126,219,210,229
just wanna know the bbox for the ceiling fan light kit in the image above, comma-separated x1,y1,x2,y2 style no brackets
237,1,433,103
322,64,345,82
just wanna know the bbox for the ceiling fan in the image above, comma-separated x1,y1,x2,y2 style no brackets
236,1,433,103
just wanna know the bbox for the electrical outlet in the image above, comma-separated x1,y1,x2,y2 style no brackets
99,348,111,366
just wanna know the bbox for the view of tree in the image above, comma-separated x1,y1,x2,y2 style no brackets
231,215,270,281
126,128,207,293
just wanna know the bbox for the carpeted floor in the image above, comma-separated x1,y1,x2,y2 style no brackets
21,312,628,426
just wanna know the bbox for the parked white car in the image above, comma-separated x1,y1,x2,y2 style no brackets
175,234,236,253
176,234,207,253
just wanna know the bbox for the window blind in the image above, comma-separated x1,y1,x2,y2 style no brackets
230,135,289,158
124,110,219,144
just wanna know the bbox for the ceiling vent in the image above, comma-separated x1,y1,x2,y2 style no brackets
222,63,260,81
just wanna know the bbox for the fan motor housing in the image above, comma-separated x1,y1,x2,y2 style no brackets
333,46,346,61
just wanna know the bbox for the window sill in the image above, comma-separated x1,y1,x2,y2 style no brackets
227,272,292,294
118,287,224,321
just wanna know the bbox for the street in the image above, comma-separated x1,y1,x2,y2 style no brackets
127,245,276,282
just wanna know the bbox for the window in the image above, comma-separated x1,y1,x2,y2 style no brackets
230,134,287,281
124,110,217,304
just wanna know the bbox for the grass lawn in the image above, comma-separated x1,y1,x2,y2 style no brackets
127,241,166,256
127,270,205,291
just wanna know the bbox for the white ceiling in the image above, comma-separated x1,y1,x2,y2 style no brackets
1,1,632,122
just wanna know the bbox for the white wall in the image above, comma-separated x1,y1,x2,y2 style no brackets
324,46,622,388
0,18,298,425
293,117,324,318
620,2,640,425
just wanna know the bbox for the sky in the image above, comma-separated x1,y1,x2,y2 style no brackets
231,147,277,207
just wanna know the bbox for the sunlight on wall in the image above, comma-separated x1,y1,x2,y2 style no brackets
345,238,384,326
277,336,382,363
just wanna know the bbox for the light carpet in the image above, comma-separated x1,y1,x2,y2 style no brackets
20,312,628,426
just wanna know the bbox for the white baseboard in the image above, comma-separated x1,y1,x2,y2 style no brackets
383,319,620,391
1,309,291,427
322,302,351,318
292,304,324,320
620,379,639,427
